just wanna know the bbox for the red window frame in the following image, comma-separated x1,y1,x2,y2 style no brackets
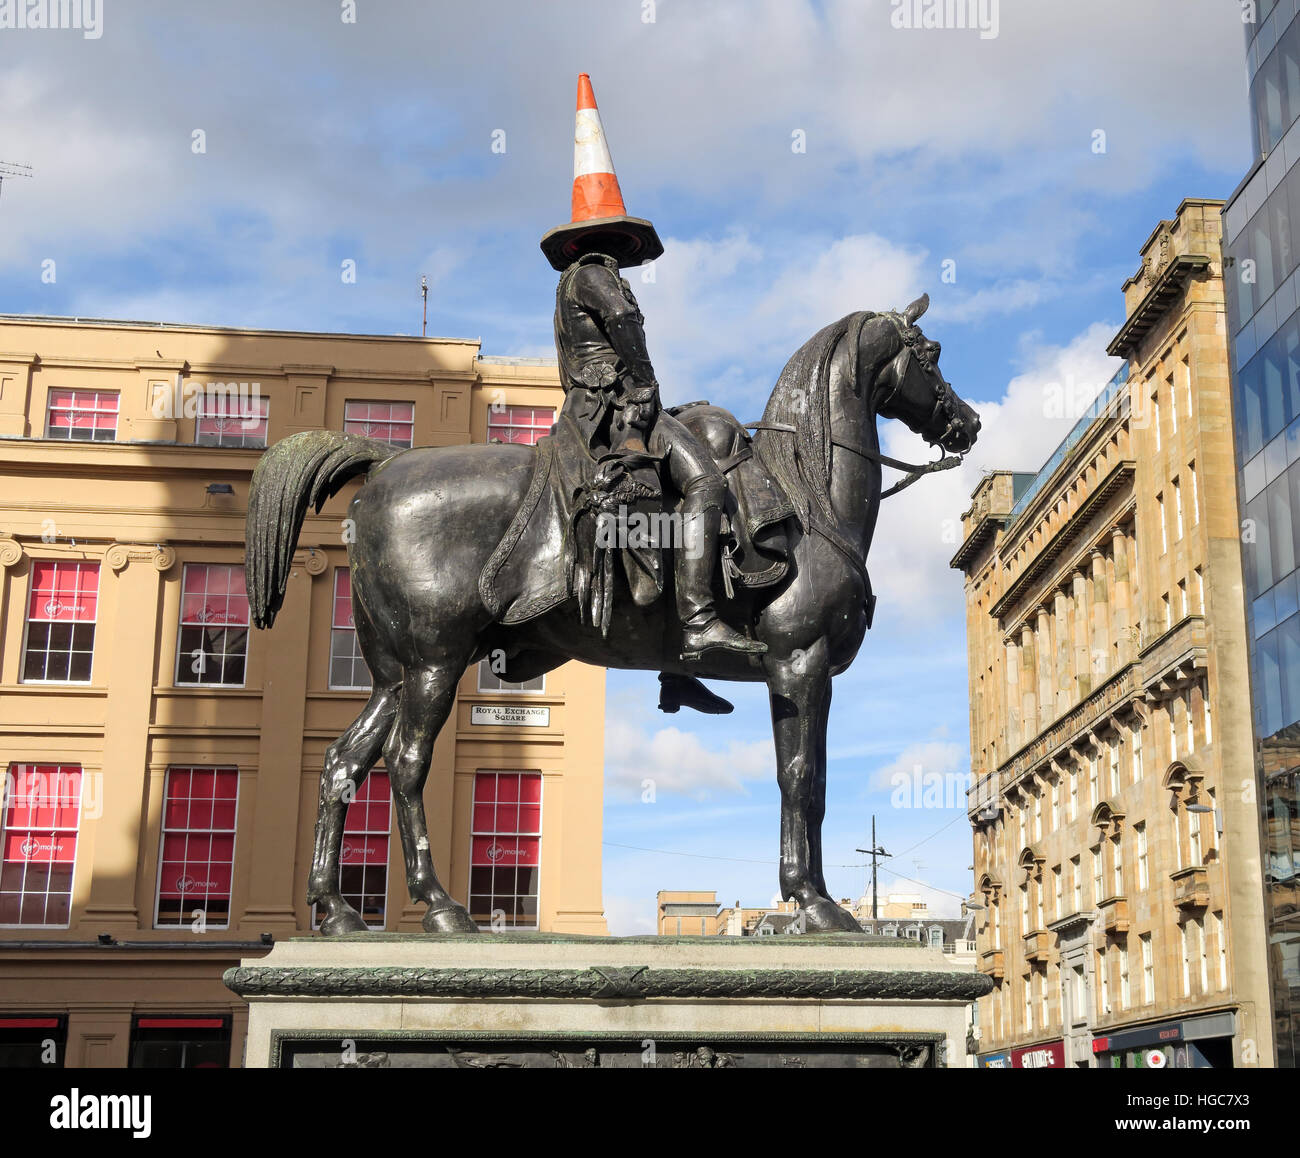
328,568,371,690
344,400,414,447
0,765,83,927
0,1015,66,1067
155,767,239,928
45,389,119,441
487,405,554,446
21,561,99,684
314,771,391,930
175,563,250,686
195,391,269,448
469,771,541,929
129,1015,231,1068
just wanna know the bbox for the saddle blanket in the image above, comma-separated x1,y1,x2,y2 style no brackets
478,402,796,627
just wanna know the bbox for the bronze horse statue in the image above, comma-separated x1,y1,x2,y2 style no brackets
246,295,980,935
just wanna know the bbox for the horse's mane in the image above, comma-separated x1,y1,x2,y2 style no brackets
752,311,876,527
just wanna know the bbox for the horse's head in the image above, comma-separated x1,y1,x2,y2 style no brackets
869,294,980,455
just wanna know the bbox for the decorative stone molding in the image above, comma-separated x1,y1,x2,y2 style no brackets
1017,845,1046,880
1170,865,1210,910
223,964,993,1002
302,549,328,577
1090,800,1126,835
106,543,176,573
1098,895,1130,936
0,537,23,569
1161,759,1206,795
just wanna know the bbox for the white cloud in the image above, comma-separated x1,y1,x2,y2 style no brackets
601,893,658,937
868,319,1124,614
754,234,929,339
0,0,1249,325
604,717,775,801
870,739,967,794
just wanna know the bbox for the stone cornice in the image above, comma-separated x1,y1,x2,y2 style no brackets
991,462,1135,624
1108,254,1212,359
997,662,1141,787
223,965,994,1002
1046,910,1095,936
950,511,1008,572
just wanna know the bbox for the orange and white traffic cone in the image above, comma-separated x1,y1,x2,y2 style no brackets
540,73,663,271
571,72,628,222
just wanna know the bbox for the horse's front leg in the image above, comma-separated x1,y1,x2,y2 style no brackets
807,676,832,901
766,642,861,933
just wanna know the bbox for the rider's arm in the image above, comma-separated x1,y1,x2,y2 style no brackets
573,263,659,389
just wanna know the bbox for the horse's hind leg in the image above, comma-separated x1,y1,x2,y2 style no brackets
384,663,478,934
308,683,399,935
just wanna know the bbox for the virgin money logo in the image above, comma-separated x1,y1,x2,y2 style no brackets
175,875,219,893
20,836,57,858
42,599,85,618
486,841,525,862
341,841,379,862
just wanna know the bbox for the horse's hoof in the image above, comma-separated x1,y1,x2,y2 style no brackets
801,899,864,934
423,904,479,935
320,908,370,936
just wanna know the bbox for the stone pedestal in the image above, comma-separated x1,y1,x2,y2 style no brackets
225,933,990,1069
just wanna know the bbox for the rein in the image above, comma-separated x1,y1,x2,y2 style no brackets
744,421,962,499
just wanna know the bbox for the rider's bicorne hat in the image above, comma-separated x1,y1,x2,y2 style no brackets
540,74,664,272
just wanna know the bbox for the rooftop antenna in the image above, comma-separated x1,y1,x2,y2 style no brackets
0,160,33,202
420,275,428,337
855,815,892,921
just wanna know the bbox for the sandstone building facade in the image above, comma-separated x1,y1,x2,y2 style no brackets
0,316,608,1067
953,201,1274,1068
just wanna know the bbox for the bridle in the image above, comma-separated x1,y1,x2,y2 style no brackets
879,310,969,451
747,310,965,500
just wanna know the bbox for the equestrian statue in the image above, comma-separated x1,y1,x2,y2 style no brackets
245,74,981,936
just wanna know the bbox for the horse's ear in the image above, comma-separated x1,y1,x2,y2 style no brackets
902,293,929,326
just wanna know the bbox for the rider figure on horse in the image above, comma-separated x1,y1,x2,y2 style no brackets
541,75,766,704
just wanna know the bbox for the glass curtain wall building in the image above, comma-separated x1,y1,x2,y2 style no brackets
1223,0,1300,1067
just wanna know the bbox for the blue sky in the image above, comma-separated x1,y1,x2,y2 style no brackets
0,1,1255,932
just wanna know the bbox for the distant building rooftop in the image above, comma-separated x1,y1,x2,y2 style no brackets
1004,361,1131,531
0,313,479,345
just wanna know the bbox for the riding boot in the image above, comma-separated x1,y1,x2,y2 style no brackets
658,672,735,715
677,489,768,660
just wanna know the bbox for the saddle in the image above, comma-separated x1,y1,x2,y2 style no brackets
478,402,797,629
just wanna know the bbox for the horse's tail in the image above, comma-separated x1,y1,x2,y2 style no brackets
246,430,399,629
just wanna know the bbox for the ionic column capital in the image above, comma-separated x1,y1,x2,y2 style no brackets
105,542,176,573
0,537,23,569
